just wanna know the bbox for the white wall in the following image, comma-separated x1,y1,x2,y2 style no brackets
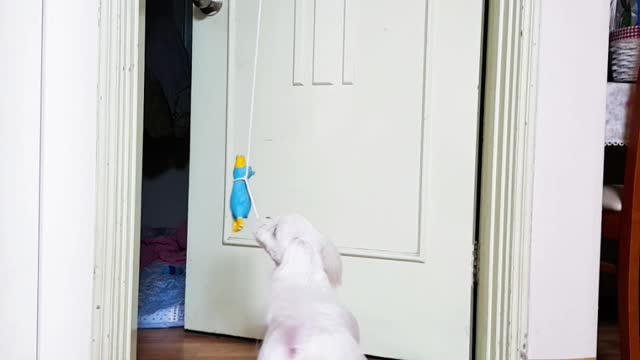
37,0,99,359
0,2,42,359
527,1,609,359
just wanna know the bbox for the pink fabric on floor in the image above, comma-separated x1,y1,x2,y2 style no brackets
176,221,188,250
140,221,188,268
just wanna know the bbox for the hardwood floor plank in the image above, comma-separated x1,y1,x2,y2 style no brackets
139,327,621,360
137,329,392,359
138,329,259,360
598,324,620,360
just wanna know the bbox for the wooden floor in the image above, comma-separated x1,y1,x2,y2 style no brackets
138,329,389,359
598,325,620,360
138,329,259,359
138,327,621,360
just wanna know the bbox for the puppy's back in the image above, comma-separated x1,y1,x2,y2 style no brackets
259,327,365,360
296,330,366,360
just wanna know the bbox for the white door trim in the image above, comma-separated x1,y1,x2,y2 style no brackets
89,0,540,359
90,0,145,358
475,0,540,359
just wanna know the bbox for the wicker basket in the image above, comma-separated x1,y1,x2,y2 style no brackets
610,26,640,82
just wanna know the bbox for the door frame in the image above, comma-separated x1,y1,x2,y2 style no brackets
475,0,539,359
89,0,539,359
90,0,145,358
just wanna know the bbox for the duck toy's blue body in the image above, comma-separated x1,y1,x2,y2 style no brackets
230,155,255,232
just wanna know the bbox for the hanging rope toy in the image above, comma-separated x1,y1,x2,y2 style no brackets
230,155,256,232
229,0,264,232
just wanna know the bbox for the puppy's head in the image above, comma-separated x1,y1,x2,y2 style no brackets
254,214,343,287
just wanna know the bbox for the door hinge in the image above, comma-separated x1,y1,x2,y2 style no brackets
473,240,480,284
519,333,529,359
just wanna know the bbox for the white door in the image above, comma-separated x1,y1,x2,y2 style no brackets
186,1,483,358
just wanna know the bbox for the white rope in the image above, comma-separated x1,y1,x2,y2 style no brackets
242,0,264,219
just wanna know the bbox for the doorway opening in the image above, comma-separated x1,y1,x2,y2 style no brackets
137,0,192,332
91,0,536,358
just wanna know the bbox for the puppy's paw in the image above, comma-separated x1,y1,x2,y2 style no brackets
254,217,276,242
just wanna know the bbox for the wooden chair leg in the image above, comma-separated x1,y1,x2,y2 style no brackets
618,232,640,360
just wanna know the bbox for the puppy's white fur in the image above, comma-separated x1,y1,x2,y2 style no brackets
255,214,366,360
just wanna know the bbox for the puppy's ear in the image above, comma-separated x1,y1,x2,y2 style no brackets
254,218,281,264
254,218,276,246
321,238,342,287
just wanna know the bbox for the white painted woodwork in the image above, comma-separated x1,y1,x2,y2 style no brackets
187,1,483,358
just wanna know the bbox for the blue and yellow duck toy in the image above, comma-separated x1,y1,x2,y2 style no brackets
230,155,255,232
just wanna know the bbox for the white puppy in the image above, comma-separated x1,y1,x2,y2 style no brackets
254,214,366,360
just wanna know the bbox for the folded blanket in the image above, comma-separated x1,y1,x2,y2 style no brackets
140,221,188,268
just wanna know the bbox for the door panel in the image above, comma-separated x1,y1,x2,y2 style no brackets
187,1,483,358
226,0,428,258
